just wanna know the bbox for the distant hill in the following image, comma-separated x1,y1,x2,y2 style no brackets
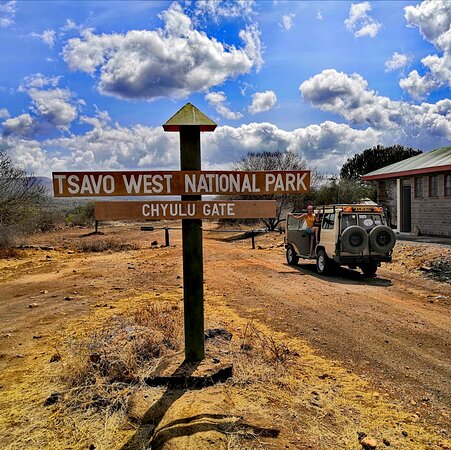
31,176,53,193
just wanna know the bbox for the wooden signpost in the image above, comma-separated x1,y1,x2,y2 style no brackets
52,103,310,362
52,170,309,197
95,200,277,221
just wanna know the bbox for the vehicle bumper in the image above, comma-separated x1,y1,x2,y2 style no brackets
333,254,392,264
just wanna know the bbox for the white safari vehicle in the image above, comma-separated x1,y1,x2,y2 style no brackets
285,204,396,277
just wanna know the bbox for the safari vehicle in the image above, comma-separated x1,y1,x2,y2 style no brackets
285,204,396,277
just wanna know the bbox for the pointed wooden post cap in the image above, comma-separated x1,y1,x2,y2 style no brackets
163,103,217,132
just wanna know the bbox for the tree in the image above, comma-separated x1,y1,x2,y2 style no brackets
340,145,422,180
0,151,48,247
231,151,310,230
309,177,377,206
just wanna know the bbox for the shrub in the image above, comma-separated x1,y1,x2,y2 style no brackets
0,151,49,248
66,202,96,227
76,239,138,253
63,302,183,388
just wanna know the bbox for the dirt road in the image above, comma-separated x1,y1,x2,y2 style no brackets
1,224,450,447
202,233,451,429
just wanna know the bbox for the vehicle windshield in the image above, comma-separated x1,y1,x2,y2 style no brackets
341,213,385,232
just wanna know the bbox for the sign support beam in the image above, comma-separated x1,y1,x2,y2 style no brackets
180,126,205,362
163,103,218,362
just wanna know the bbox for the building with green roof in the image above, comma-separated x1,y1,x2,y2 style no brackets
362,147,451,237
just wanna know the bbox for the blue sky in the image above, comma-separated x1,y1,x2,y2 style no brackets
0,0,450,176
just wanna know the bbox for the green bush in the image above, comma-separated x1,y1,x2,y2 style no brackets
0,151,50,248
66,202,96,227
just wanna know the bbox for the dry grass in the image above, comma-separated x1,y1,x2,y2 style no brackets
0,298,183,450
62,301,182,396
238,322,293,365
2,289,449,450
0,246,20,259
76,238,139,253
53,301,183,449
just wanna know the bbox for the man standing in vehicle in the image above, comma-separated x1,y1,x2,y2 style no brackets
289,204,319,257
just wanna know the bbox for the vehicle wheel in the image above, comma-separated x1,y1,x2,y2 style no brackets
341,225,368,254
316,249,332,275
361,262,378,277
286,246,299,265
369,225,396,253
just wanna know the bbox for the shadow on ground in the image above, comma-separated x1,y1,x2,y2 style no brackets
279,262,393,287
122,360,279,450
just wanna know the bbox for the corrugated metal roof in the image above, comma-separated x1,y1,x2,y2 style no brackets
362,146,451,180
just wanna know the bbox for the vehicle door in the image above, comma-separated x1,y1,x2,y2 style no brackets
286,214,310,256
320,212,336,257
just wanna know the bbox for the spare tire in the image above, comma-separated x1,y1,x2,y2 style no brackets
341,225,368,254
369,225,396,253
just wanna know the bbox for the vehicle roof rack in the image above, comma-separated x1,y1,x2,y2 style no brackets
320,204,381,209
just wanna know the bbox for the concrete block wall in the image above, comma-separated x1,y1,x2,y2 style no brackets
377,173,450,237
410,172,451,237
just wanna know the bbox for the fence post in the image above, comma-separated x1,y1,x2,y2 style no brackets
251,230,255,249
165,226,170,247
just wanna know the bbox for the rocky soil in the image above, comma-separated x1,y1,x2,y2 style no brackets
0,223,450,449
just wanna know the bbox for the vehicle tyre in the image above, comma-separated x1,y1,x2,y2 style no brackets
341,225,368,254
369,225,396,253
361,262,378,277
286,246,299,265
316,249,333,275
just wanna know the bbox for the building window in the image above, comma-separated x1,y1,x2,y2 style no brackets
429,175,438,197
446,174,451,196
415,177,423,198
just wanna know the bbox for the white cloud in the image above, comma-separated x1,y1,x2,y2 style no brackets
401,0,451,98
404,0,450,45
63,2,263,100
345,2,381,38
0,138,51,174
398,70,438,100
28,88,78,130
280,14,295,31
0,108,10,119
300,68,451,141
317,11,323,21
238,24,263,71
0,119,180,175
248,90,277,114
31,29,56,47
2,97,449,177
0,0,16,28
19,73,61,91
3,74,80,136
205,91,243,120
2,113,36,137
0,117,380,176
62,19,77,31
203,121,380,172
385,52,413,72
191,0,255,21
355,22,381,38
60,18,82,33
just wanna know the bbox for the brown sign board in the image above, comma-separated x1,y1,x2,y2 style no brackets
95,200,277,221
52,170,310,197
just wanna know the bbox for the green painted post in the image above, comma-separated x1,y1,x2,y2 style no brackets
180,126,204,361
163,103,216,362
